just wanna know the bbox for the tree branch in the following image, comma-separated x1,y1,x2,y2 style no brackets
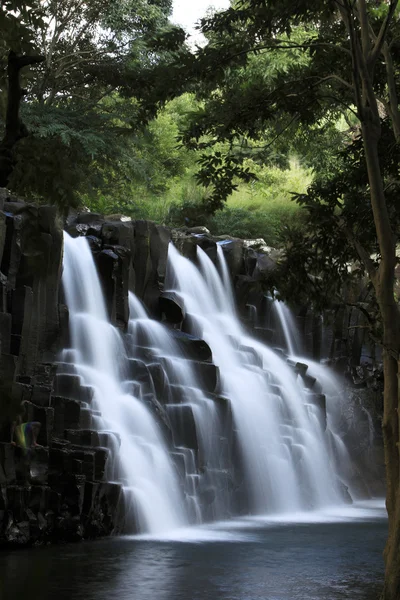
316,74,354,91
357,0,372,58
369,0,399,66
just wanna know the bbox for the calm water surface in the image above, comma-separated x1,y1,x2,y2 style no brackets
0,502,387,600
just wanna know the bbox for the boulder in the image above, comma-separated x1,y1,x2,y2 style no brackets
147,362,168,398
192,235,217,262
159,291,185,324
169,330,212,362
166,404,198,452
51,396,81,435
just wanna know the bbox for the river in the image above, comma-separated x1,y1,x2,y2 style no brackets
0,501,387,600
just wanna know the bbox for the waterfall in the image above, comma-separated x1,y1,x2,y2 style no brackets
62,233,187,534
166,243,346,514
272,300,302,355
60,233,369,536
127,292,232,522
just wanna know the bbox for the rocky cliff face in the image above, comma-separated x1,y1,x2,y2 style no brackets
0,200,385,547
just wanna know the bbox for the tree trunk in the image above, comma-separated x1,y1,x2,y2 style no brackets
382,353,400,600
0,50,44,188
361,120,400,600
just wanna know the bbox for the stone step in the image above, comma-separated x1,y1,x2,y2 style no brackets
64,429,100,447
53,374,94,403
166,404,198,453
23,402,54,447
305,392,327,429
49,445,110,482
31,385,52,407
125,359,154,395
51,396,81,435
55,362,77,376
159,291,185,324
147,363,168,399
253,327,274,345
237,344,263,368
168,330,212,362
160,358,219,394
121,380,142,398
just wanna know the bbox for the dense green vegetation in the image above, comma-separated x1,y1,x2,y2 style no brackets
0,1,315,244
0,0,189,209
84,93,311,245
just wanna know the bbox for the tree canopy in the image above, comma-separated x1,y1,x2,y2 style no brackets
0,0,189,207
181,3,399,597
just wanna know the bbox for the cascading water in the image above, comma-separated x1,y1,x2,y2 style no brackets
59,231,376,535
127,292,232,522
271,299,302,356
166,243,347,514
62,233,187,534
270,301,378,499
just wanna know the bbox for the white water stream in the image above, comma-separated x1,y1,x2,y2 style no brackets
62,233,187,534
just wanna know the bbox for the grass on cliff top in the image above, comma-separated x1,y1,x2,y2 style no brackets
208,160,311,244
85,159,312,248
163,159,312,246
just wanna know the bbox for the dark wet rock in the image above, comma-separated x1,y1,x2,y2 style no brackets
53,374,82,401
64,429,101,447
218,239,244,277
31,385,52,407
167,384,187,404
159,291,185,324
181,313,202,339
199,486,216,506
86,235,102,250
0,443,16,483
126,359,154,395
102,221,133,246
188,361,219,394
51,396,81,435
170,230,198,261
4,516,31,546
169,330,212,362
121,380,142,398
192,234,217,262
133,220,171,316
147,362,168,399
337,480,353,504
300,373,318,390
131,345,155,363
295,362,309,377
0,312,11,353
166,404,198,452
252,327,274,345
186,226,211,235
76,212,104,225
252,253,279,280
3,201,26,215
